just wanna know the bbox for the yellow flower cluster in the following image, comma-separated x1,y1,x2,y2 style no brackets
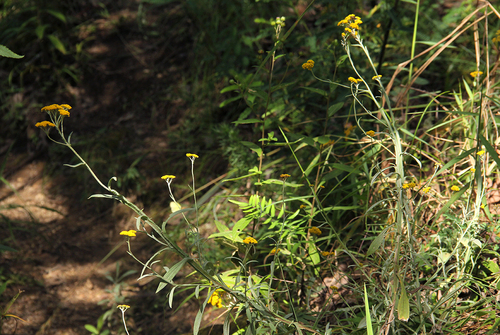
243,236,257,244
208,290,224,308
402,182,416,189
41,103,72,117
161,175,176,180
451,185,460,192
471,168,476,173
422,187,431,193
308,226,322,236
280,173,291,179
269,248,281,255
35,121,56,128
493,30,500,43
302,59,315,70
338,14,363,38
321,251,334,257
477,150,485,156
366,130,375,137
348,77,363,84
470,71,483,78
120,230,137,237
186,153,199,158
372,75,382,80
344,124,356,137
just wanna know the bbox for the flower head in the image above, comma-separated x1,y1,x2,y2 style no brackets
280,173,291,179
120,230,137,237
208,290,224,308
348,77,363,84
269,248,281,255
471,168,476,173
41,104,62,112
308,226,322,236
470,71,483,78
302,60,315,71
372,75,382,80
186,153,199,159
243,236,257,244
338,14,363,39
321,251,334,257
161,175,176,181
451,185,460,192
344,124,356,137
35,121,56,128
402,182,416,189
477,150,485,156
117,304,130,311
422,187,431,193
59,109,70,117
366,130,375,137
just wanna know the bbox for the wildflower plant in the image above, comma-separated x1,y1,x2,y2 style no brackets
36,3,500,333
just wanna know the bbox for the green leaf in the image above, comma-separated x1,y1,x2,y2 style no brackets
483,260,500,274
480,135,500,168
241,141,262,157
220,84,239,93
328,102,344,117
436,148,475,176
367,227,388,256
84,325,99,334
301,86,327,96
219,95,242,108
435,185,468,219
163,258,189,283
364,284,373,335
397,283,410,322
45,9,67,23
0,45,24,59
47,35,67,54
336,55,348,66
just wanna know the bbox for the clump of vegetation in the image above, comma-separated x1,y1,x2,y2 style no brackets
33,1,500,333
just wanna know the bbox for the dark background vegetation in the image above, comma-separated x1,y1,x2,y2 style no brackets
0,0,496,334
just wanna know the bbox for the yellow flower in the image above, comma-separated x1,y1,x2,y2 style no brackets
348,77,362,84
372,75,382,80
344,124,356,137
208,290,224,308
451,185,460,192
243,236,257,244
402,182,416,189
59,104,72,110
300,204,307,209
41,104,62,112
59,109,70,117
321,251,334,257
338,14,362,37
366,130,375,137
481,204,485,209
269,248,280,255
470,71,483,78
186,153,199,158
308,226,322,235
161,175,176,180
471,168,476,173
120,230,137,237
35,121,56,128
477,150,485,156
302,59,315,71
422,187,431,193
117,305,130,311
280,173,291,179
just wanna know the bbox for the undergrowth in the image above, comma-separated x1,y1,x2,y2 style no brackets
6,0,500,334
